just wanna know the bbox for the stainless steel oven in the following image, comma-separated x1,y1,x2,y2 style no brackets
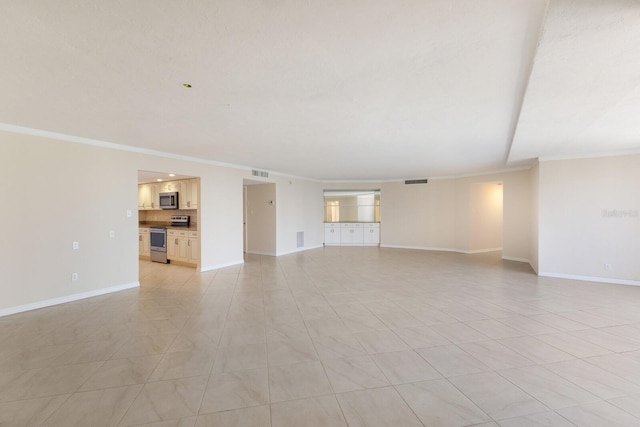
149,226,168,263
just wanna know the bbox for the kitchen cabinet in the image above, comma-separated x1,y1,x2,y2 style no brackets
138,183,158,210
323,222,380,246
139,228,150,257
363,223,380,246
167,229,199,265
324,223,341,246
341,223,364,245
159,181,179,192
179,179,199,209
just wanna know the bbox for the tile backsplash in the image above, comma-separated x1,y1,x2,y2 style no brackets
139,209,197,225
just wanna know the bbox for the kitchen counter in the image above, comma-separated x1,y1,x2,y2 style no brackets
139,222,198,231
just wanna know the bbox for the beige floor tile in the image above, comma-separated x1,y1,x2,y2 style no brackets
322,355,389,392
112,334,178,359
416,345,491,377
497,365,599,409
558,310,621,328
556,400,640,426
371,350,441,384
42,385,142,427
458,340,535,370
497,336,575,364
267,338,318,366
120,376,208,426
79,355,163,391
212,343,267,373
392,325,451,349
608,392,640,418
271,395,347,427
312,334,368,360
536,332,612,358
530,313,591,332
195,405,270,427
149,350,216,381
449,371,549,420
396,379,491,426
268,361,333,403
0,394,69,426
545,359,640,399
353,329,409,354
336,386,423,427
583,353,640,386
570,328,640,352
496,315,559,335
465,319,525,339
0,361,102,401
497,411,576,427
138,416,198,426
266,321,309,343
304,317,349,337
199,368,268,414
430,322,490,344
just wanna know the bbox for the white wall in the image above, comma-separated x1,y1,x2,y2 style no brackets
470,183,503,252
538,155,640,284
530,162,539,272
245,183,277,255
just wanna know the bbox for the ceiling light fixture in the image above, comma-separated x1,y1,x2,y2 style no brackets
182,83,192,88
156,179,163,182
169,174,175,177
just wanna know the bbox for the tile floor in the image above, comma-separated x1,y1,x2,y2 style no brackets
2,247,640,426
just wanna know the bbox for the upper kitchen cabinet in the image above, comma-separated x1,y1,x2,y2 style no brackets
159,181,179,192
179,178,199,210
138,183,158,210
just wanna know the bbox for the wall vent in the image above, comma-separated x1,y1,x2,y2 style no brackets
296,232,304,248
404,179,428,184
252,169,269,178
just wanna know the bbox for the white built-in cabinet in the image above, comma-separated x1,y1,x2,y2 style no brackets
138,179,199,211
324,223,380,246
167,229,199,265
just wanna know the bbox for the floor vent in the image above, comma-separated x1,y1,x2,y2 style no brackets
404,179,428,184
252,169,269,178
297,232,304,248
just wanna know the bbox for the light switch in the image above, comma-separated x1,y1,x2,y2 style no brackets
109,230,115,238
72,241,79,250
126,209,132,217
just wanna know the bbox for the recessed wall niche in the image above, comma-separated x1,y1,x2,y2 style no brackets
323,190,380,223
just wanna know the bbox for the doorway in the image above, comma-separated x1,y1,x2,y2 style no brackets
243,180,277,256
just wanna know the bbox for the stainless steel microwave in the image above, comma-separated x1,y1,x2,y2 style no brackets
159,192,178,209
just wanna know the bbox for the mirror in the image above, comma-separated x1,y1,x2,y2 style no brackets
323,190,380,223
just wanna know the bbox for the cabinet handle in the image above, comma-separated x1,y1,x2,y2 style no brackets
187,201,190,207
175,238,178,245
188,240,191,247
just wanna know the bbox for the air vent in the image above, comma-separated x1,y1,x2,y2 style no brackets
297,232,304,248
252,169,269,178
404,179,428,184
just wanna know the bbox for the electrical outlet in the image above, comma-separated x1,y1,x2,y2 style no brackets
126,209,132,217
71,272,78,281
109,230,115,238
604,263,612,271
72,241,79,250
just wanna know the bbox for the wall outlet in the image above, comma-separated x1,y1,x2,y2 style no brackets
126,209,132,217
71,272,78,281
109,230,115,238
72,241,79,250
604,263,612,271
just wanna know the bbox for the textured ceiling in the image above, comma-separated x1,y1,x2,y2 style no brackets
1,1,639,180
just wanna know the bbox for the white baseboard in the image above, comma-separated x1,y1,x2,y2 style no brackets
380,245,503,255
539,271,640,287
277,245,323,256
0,281,140,317
245,251,277,256
502,256,531,263
380,244,460,253
200,259,244,272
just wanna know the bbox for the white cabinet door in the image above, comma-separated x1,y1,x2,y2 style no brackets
363,224,380,245
139,228,150,256
187,232,199,263
179,179,199,209
324,224,341,245
138,183,159,210
341,223,364,245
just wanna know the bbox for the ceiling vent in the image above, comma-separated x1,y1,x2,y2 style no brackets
404,179,428,184
252,169,269,178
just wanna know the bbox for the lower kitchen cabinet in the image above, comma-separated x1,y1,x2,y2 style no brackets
139,228,150,258
324,222,380,246
167,229,199,265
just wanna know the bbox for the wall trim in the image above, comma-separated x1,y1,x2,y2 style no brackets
538,271,640,287
0,281,140,317
246,251,277,256
502,256,530,263
277,245,324,256
200,259,245,272
380,244,461,253
465,247,503,254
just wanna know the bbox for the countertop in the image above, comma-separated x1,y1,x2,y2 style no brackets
139,222,198,231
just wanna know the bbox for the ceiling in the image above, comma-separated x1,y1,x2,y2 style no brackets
1,0,639,181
